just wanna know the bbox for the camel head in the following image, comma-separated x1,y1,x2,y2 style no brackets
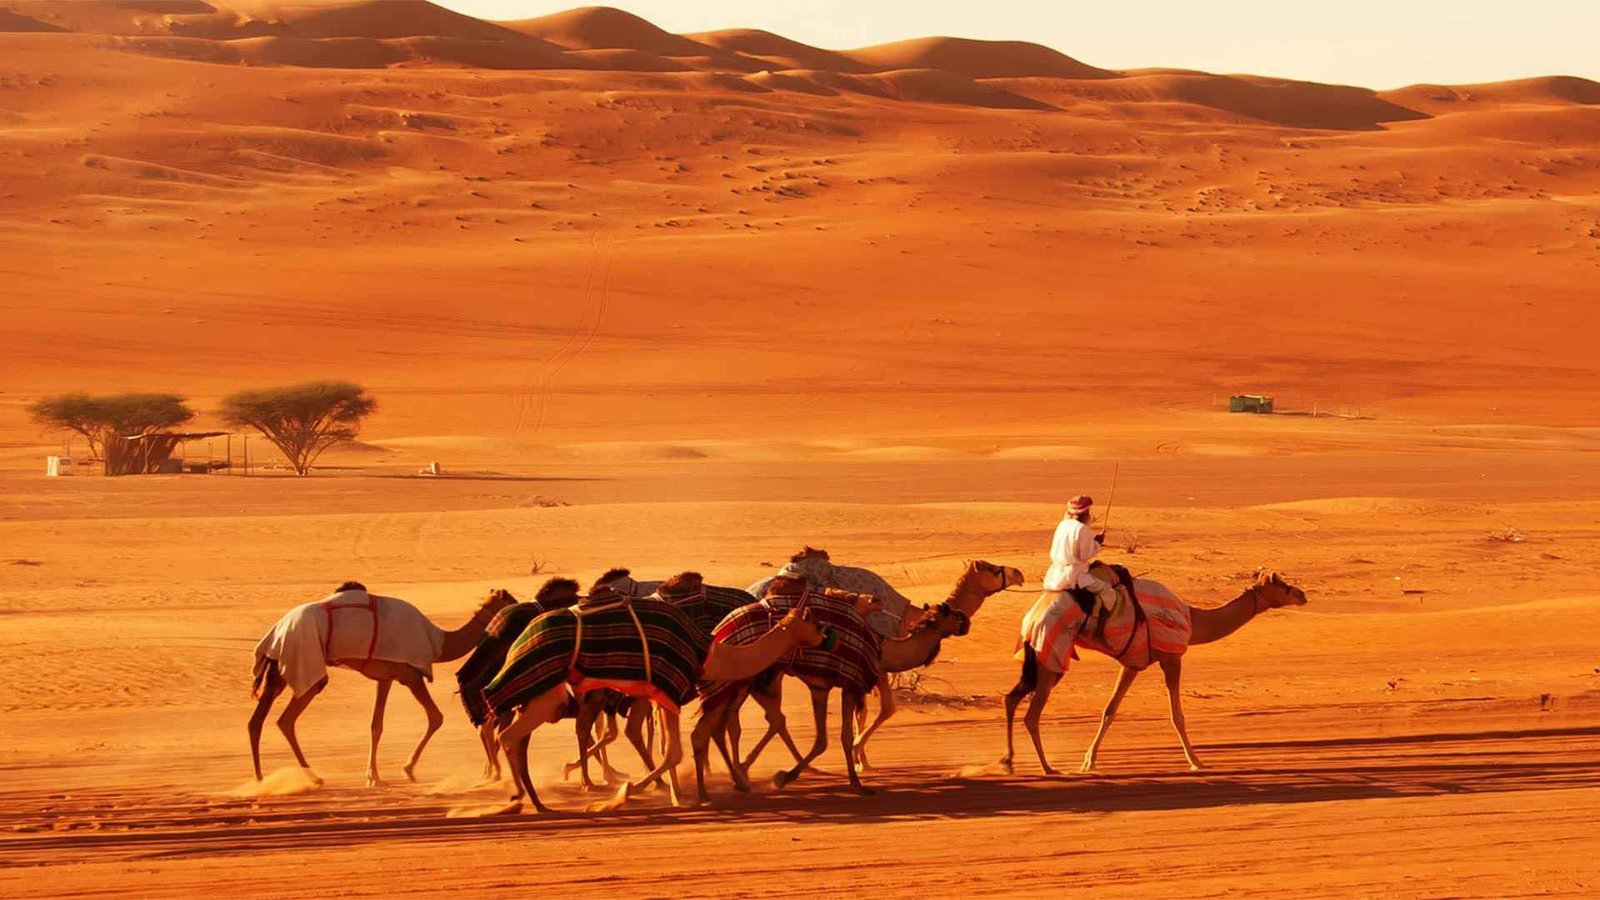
479,588,520,622
1252,570,1308,609
947,559,1026,618
913,601,972,638
778,606,830,649
535,577,581,611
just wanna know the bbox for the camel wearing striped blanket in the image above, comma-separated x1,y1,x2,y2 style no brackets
1002,566,1307,775
485,592,826,813
564,571,757,791
454,577,583,782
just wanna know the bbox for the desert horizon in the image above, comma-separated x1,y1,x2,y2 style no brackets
2,2,1598,897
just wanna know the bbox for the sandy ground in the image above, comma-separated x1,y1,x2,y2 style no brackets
3,2,1600,896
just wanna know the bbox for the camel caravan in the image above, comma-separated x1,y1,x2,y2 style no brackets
248,495,1306,812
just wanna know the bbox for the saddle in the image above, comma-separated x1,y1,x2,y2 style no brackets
1068,562,1139,644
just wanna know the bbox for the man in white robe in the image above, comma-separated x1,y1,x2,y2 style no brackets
1042,494,1115,641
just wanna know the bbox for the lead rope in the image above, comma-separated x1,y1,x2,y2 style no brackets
622,596,654,687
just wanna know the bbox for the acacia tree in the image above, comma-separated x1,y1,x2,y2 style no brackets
29,392,194,458
219,381,376,476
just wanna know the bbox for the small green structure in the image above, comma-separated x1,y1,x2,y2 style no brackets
1228,394,1274,414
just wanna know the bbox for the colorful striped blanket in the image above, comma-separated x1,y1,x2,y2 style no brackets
1017,566,1193,673
485,597,711,719
707,578,881,707
456,600,558,727
658,583,754,635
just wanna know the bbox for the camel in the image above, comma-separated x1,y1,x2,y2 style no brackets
853,560,1023,767
566,572,756,791
486,594,825,813
1001,568,1307,775
693,577,882,800
250,582,515,787
750,546,913,638
455,577,582,782
725,560,1023,776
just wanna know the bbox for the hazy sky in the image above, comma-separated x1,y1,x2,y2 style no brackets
438,0,1599,89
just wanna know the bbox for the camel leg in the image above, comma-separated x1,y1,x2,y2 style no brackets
1159,656,1205,771
248,664,286,781
742,680,804,771
365,679,392,787
774,686,830,789
624,700,665,788
624,711,684,807
573,693,604,791
496,685,568,813
597,710,628,783
1021,667,1062,776
396,671,444,783
1000,661,1035,774
853,671,895,770
710,702,751,791
477,720,501,782
1081,665,1140,773
691,704,717,804
840,691,872,796
276,677,327,786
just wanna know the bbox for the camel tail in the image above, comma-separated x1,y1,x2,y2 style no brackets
1018,644,1039,693
251,655,276,698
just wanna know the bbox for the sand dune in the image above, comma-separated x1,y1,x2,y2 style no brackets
501,5,714,59
0,6,58,31
846,35,1114,80
688,27,868,73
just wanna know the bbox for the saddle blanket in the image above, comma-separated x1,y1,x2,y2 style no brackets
485,598,709,720
253,588,445,696
1017,574,1192,673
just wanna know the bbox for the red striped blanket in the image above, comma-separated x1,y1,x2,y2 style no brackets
705,579,881,707
1017,568,1193,672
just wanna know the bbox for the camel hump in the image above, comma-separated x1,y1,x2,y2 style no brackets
764,573,809,598
658,571,704,597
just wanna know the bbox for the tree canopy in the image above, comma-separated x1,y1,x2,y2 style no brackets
28,392,194,457
219,381,376,476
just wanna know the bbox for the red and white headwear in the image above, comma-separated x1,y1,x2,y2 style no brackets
1068,495,1093,516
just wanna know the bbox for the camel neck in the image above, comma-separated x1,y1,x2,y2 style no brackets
701,620,802,683
437,608,496,662
1187,586,1264,646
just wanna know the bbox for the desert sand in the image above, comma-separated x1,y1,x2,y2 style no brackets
2,2,1599,897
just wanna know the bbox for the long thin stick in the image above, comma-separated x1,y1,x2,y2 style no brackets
1099,461,1121,539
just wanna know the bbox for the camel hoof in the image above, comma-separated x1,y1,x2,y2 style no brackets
402,765,418,783
1042,766,1061,777
586,784,630,813
773,770,794,790
1189,762,1207,772
732,780,751,793
851,784,875,797
998,759,1014,775
304,769,325,788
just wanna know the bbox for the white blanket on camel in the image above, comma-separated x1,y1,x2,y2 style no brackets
253,588,446,696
